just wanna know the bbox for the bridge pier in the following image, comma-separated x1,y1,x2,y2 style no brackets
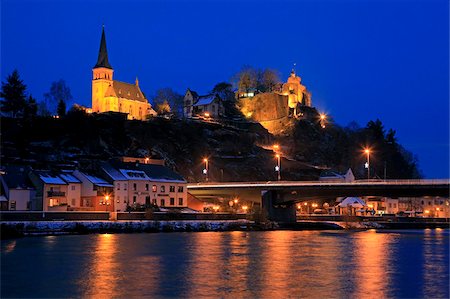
261,190,296,223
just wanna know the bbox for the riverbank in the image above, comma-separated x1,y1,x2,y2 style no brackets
1,219,448,238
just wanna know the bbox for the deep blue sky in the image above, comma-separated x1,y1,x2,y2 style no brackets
1,0,449,178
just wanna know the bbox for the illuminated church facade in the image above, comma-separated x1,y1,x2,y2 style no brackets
92,27,156,120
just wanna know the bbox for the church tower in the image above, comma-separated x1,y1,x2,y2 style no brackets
92,26,114,113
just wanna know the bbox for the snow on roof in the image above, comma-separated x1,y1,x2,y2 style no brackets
193,95,217,106
82,173,114,187
59,173,81,184
119,169,150,180
37,172,66,185
101,163,127,181
337,197,367,208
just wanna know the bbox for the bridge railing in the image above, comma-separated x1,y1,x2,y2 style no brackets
187,179,450,188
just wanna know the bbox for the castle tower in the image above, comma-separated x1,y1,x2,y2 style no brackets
92,26,114,112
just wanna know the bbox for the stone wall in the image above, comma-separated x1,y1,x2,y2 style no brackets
238,93,290,134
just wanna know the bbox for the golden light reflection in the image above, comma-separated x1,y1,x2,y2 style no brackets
354,230,392,298
82,234,118,298
260,231,292,298
187,232,225,298
3,240,17,254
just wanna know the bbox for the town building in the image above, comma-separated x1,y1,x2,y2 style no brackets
72,170,114,212
319,168,355,183
183,89,223,118
28,170,81,211
0,165,35,211
91,26,157,120
100,161,188,212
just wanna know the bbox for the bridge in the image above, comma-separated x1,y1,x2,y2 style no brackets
187,179,450,223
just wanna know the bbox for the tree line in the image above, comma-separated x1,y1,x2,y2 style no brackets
0,70,73,118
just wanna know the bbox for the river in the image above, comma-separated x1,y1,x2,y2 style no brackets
1,229,449,298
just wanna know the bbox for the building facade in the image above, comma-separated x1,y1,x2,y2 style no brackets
91,27,156,120
0,166,35,211
72,170,114,212
100,161,188,212
183,89,223,118
281,69,312,112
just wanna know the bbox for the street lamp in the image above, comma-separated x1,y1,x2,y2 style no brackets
319,113,327,128
364,148,371,180
275,154,281,181
273,144,279,152
203,158,209,182
103,195,110,212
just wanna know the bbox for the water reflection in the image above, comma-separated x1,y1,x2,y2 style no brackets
186,232,226,297
2,230,449,298
81,234,119,298
353,230,392,298
2,239,16,254
422,229,449,298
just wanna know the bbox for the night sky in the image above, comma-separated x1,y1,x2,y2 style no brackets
1,0,448,178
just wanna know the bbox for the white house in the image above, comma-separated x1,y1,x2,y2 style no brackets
0,165,35,210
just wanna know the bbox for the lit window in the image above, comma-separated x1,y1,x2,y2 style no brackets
152,185,157,192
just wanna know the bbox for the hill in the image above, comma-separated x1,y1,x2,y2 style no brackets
1,108,420,181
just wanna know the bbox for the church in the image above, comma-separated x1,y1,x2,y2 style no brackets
91,27,156,120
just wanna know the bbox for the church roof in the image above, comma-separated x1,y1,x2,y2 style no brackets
94,26,112,69
104,80,148,103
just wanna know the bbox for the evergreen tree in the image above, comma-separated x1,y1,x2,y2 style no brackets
0,70,27,117
24,95,38,118
57,99,66,117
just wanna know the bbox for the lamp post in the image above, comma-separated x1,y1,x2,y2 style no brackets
275,154,281,181
320,113,327,128
203,158,209,182
104,195,110,212
364,148,371,180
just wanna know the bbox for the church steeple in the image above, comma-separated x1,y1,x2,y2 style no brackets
94,25,112,69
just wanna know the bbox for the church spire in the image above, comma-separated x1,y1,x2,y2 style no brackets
94,25,112,69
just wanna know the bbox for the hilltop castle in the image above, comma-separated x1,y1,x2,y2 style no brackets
237,68,313,134
91,27,156,120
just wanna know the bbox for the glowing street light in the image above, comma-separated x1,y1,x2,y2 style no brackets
212,205,219,213
242,205,248,213
275,154,281,181
273,144,280,151
319,113,327,128
203,158,209,182
364,148,371,180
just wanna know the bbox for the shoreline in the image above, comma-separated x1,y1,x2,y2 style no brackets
1,219,449,239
